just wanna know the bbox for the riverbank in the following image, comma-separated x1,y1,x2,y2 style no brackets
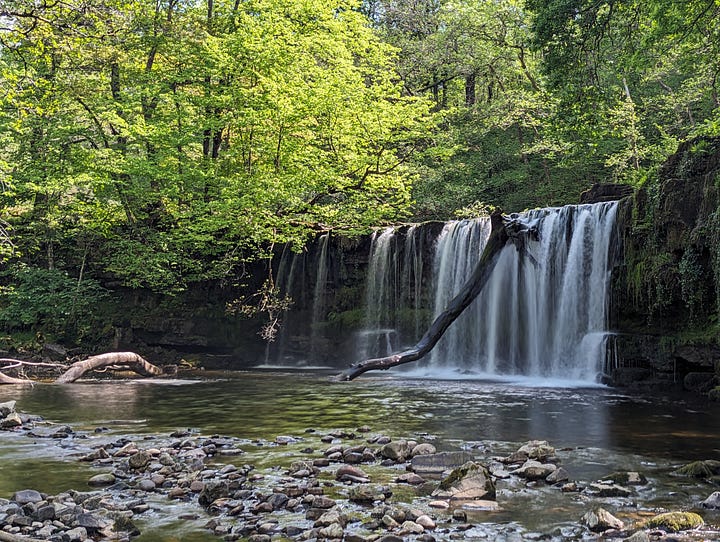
1,374,720,541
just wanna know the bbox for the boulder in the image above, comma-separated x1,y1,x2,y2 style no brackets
88,473,116,486
506,440,556,463
512,460,557,480
0,412,22,428
642,511,704,532
431,461,495,501
12,489,43,505
380,440,412,462
581,507,625,532
701,491,720,508
0,400,16,417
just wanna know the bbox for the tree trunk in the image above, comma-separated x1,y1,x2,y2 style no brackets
55,352,163,384
0,372,31,385
337,211,513,381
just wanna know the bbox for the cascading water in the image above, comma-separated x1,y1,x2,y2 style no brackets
265,201,618,381
357,225,427,359
426,202,619,382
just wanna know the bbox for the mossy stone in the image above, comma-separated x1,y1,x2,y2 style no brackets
642,511,704,532
674,460,720,478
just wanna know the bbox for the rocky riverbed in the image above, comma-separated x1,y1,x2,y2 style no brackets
2,398,720,542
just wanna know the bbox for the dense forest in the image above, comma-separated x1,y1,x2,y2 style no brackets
0,0,719,347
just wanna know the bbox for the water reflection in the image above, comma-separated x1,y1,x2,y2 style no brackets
3,372,719,460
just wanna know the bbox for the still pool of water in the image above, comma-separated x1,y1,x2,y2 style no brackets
2,370,720,540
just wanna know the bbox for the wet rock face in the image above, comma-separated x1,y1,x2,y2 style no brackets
432,462,496,501
612,136,720,393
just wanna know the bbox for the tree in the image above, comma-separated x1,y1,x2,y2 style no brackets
0,0,432,295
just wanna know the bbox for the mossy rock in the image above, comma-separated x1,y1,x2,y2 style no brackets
642,511,704,532
674,460,720,478
603,471,648,486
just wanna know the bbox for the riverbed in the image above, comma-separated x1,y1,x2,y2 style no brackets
2,370,720,540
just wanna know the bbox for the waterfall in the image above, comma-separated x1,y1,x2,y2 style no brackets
357,225,427,359
264,201,618,381
427,202,619,381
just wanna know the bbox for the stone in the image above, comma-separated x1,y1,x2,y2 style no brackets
431,461,496,501
580,183,633,204
266,493,289,510
348,484,386,503
136,479,156,492
396,473,425,485
586,483,633,498
35,505,55,521
80,448,110,462
546,467,569,483
0,412,22,428
623,532,650,542
702,491,720,508
315,509,347,528
319,523,345,539
399,520,424,535
507,440,556,463
76,513,102,531
581,507,625,532
380,440,412,462
683,372,716,393
199,482,230,506
12,489,43,505
335,465,369,482
642,511,704,532
65,526,88,541
512,460,557,480
0,400,16,417
128,451,151,470
428,500,450,509
603,471,647,486
411,443,437,457
311,496,336,509
88,473,116,487
410,451,475,474
381,514,399,529
416,515,436,529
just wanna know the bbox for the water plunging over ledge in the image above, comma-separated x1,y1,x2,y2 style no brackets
269,202,619,383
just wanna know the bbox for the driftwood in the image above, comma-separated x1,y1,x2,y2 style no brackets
338,210,537,381
0,352,163,385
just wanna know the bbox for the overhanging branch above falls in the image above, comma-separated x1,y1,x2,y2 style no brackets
336,210,538,381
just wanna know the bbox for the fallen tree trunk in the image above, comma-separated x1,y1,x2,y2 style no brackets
338,210,518,381
55,352,163,383
0,372,31,385
0,352,163,385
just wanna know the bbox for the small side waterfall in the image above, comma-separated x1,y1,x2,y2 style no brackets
427,202,619,381
357,226,427,359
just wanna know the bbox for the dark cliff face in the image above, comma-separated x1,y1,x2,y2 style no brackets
611,137,720,393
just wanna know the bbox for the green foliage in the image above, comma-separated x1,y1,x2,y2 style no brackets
0,0,432,293
0,264,108,340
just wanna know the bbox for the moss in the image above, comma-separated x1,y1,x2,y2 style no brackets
673,460,720,478
642,511,704,532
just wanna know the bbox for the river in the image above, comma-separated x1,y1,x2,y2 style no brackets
1,371,720,540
